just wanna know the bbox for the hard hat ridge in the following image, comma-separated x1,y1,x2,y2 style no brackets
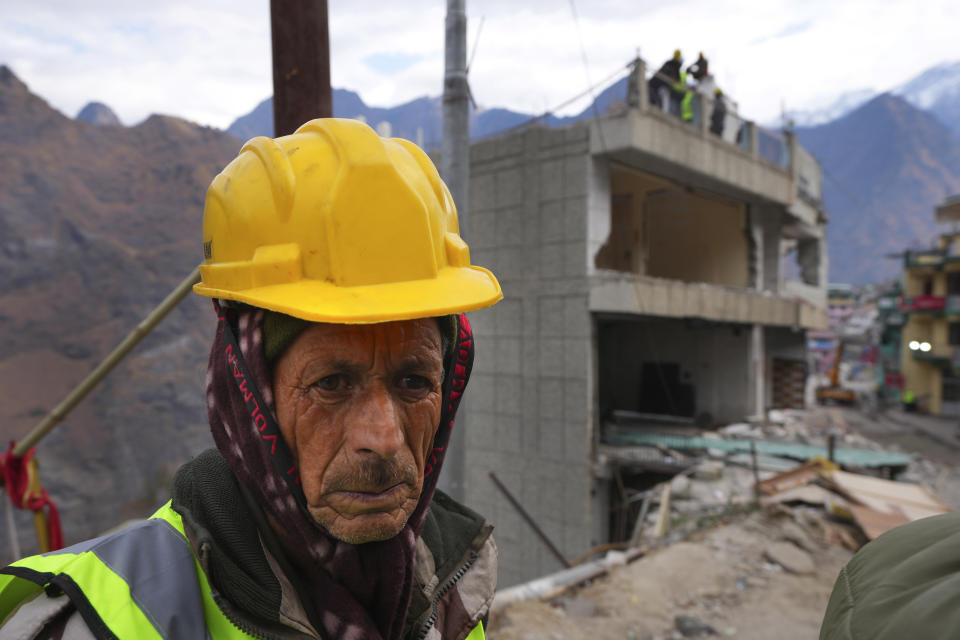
194,118,502,324
237,136,297,222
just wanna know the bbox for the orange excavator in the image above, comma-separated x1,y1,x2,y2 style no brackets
816,341,857,405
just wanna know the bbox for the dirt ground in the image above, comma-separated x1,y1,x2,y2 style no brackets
488,509,851,640
487,406,958,640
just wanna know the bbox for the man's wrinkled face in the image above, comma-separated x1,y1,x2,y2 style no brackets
272,319,444,544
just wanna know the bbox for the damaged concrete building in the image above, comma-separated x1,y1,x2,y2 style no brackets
455,61,829,587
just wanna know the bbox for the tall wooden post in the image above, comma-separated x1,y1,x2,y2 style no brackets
270,0,332,136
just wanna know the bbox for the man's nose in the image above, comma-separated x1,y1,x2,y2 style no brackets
350,384,404,459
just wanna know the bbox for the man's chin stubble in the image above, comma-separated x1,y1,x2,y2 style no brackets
318,514,410,544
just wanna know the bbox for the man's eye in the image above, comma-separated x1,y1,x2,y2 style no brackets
313,375,346,392
399,375,431,391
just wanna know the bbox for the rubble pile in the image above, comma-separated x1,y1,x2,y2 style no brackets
489,407,956,640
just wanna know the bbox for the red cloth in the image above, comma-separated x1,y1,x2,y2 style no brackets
1,442,64,551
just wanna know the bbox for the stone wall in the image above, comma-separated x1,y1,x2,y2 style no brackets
458,123,595,587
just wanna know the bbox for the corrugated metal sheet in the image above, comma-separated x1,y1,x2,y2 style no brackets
603,433,912,468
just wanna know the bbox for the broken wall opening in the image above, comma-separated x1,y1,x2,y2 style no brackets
781,236,823,286
595,165,750,288
596,316,751,430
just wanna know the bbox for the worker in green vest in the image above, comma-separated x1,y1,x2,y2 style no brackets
903,388,917,412
676,71,694,122
0,119,501,640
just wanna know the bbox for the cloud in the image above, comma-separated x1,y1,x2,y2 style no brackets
750,20,813,46
1,0,958,129
363,52,424,75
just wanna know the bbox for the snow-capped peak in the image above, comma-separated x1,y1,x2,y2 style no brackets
894,60,960,110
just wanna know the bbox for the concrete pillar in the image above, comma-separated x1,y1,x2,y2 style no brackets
748,207,763,290
747,122,758,159
699,95,709,136
798,237,822,286
759,208,782,293
784,129,797,175
749,324,765,419
627,58,647,110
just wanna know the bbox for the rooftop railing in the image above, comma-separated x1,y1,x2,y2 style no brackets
636,58,793,171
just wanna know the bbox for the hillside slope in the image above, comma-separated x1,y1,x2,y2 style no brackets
796,94,960,283
0,65,239,558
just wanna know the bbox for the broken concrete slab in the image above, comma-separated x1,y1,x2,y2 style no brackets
670,473,692,499
693,460,725,481
560,596,599,618
763,542,815,574
780,521,818,552
674,614,718,637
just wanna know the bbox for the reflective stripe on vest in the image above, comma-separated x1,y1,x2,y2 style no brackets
150,504,257,639
0,502,236,639
1,502,485,640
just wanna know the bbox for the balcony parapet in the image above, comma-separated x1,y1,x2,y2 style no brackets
905,250,945,270
589,272,828,330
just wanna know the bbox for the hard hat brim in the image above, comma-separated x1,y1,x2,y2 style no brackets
193,265,502,324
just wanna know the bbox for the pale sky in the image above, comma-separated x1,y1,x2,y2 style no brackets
2,0,958,130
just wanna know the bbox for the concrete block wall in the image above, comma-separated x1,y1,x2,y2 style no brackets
460,123,595,588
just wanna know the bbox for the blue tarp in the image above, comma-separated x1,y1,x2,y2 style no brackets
604,433,912,468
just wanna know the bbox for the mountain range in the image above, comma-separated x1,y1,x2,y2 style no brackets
783,60,960,138
226,77,631,147
795,93,960,284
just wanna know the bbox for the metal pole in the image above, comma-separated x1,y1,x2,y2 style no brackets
14,268,201,456
270,0,332,137
750,440,760,500
4,499,20,560
442,0,469,239
439,0,470,503
489,472,571,568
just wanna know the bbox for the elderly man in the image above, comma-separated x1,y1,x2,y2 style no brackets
0,119,502,639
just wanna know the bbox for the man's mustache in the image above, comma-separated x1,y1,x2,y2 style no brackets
324,457,419,493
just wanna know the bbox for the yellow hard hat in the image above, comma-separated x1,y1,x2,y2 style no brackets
673,49,682,60
193,118,502,323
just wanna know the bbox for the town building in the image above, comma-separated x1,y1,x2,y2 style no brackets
898,196,960,415
455,59,829,587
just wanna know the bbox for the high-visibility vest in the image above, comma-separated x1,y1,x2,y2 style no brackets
0,502,485,640
673,71,694,121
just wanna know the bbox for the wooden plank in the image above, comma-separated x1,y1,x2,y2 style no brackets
825,470,950,513
762,484,834,506
756,459,823,495
270,0,332,136
848,504,910,540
